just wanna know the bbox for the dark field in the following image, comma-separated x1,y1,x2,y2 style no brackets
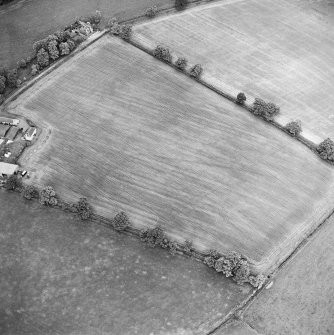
0,189,252,335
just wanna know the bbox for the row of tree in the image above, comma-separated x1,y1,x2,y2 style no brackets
236,93,302,136
153,45,203,78
3,174,265,287
0,11,102,104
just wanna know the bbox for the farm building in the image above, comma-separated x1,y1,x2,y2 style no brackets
0,162,18,176
0,124,10,137
0,117,19,126
24,127,37,141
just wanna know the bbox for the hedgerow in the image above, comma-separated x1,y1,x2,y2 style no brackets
285,120,302,137
175,0,189,11
74,197,93,220
317,138,334,162
39,186,58,206
112,211,130,231
236,92,246,105
22,185,39,200
175,57,187,71
17,59,27,69
0,75,5,94
252,98,280,121
6,69,18,88
145,5,158,18
154,45,172,63
140,226,165,247
183,240,194,254
37,48,50,68
189,64,202,78
203,249,221,268
59,42,70,56
5,174,22,191
140,226,177,255
48,40,59,61
203,249,264,287
31,64,39,76
119,24,132,41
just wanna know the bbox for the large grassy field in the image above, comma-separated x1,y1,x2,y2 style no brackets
6,36,334,273
0,190,251,335
243,214,334,335
133,0,334,141
0,0,184,68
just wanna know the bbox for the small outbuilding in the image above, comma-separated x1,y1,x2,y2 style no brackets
0,162,19,177
0,117,19,126
24,127,37,141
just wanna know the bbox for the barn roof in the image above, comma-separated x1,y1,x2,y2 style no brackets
0,117,19,124
0,162,19,175
26,127,36,136
0,117,13,124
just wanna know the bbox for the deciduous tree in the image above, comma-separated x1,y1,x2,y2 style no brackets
236,92,246,104
285,120,302,137
39,186,58,206
48,40,59,60
189,64,202,78
37,48,50,68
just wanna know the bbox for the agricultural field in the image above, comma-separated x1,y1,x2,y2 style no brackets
6,35,334,273
0,0,197,69
132,0,334,141
243,214,334,335
0,124,10,137
0,189,252,335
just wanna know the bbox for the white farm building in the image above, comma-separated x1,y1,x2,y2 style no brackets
0,117,19,126
0,162,19,177
24,127,37,141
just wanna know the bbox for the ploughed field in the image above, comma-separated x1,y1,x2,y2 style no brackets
9,36,334,273
133,0,334,141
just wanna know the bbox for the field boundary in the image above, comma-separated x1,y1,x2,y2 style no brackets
207,195,334,334
126,35,333,167
1,30,107,109
0,0,220,110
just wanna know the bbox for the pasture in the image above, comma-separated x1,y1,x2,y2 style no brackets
7,35,334,273
0,190,250,334
133,0,334,141
243,214,334,335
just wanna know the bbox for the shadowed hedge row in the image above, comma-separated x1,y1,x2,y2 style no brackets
3,176,264,288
